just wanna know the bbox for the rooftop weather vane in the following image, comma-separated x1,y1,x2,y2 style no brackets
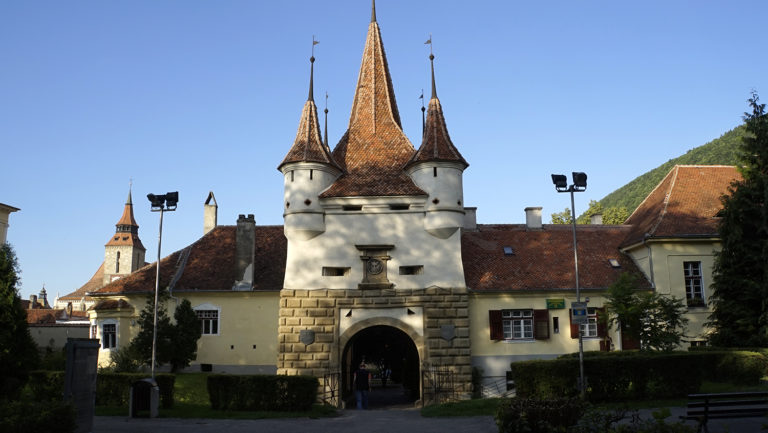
424,33,432,55
420,89,425,133
312,35,319,57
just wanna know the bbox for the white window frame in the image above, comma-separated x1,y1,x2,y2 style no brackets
99,319,118,350
193,303,221,336
502,309,533,340
581,308,598,338
683,261,704,305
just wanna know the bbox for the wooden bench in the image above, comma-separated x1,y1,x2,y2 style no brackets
682,391,768,433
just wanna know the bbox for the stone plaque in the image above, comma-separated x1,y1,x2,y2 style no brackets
441,324,456,341
299,329,315,345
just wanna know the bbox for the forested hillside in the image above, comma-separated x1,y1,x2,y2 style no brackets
599,125,746,215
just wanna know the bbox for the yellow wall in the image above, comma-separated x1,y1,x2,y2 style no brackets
90,291,280,372
624,239,720,342
469,292,619,378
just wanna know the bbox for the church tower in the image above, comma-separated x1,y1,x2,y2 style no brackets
102,188,146,285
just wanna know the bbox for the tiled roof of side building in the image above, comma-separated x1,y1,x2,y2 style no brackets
26,309,58,324
462,224,649,292
621,165,741,248
320,15,424,198
91,225,286,295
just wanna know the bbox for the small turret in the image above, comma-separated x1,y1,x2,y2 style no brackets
406,52,468,238
278,53,341,241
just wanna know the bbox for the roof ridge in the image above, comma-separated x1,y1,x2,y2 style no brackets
647,165,680,236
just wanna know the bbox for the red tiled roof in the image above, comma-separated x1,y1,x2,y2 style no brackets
321,18,424,198
407,96,468,168
92,299,132,311
462,224,649,292
26,309,58,324
106,190,145,249
91,225,286,295
278,80,339,171
622,165,741,248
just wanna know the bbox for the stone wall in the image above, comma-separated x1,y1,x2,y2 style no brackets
277,286,472,396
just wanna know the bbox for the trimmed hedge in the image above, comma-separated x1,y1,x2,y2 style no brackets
207,374,318,412
0,400,76,433
97,372,175,409
496,397,586,433
28,371,175,408
510,351,768,402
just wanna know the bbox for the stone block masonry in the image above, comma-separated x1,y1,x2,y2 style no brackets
277,287,472,396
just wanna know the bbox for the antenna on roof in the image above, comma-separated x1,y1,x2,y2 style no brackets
425,35,437,99
324,91,329,150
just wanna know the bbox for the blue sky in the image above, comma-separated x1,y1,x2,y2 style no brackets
2,1,767,301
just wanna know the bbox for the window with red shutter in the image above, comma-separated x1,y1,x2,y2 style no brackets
489,310,503,340
533,309,550,340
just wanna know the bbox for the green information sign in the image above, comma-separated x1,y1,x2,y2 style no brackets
546,298,565,309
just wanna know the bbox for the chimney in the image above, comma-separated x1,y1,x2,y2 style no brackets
463,207,477,231
525,207,543,230
204,191,218,235
233,214,256,291
29,294,38,309
590,213,603,225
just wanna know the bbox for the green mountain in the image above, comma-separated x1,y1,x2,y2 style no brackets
599,125,746,215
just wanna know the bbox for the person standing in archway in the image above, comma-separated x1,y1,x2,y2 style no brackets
353,362,372,409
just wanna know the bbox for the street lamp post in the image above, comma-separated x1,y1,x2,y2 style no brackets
551,172,587,399
147,191,178,380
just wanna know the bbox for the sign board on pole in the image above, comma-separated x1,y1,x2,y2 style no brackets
571,302,588,325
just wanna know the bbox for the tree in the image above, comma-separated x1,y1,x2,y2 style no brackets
551,208,573,224
128,290,201,372
709,92,768,347
602,206,629,225
168,299,201,372
604,272,688,351
0,243,39,400
576,200,604,224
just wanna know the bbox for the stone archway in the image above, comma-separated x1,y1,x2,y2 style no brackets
340,320,422,408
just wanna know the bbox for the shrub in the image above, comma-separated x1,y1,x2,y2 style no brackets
571,408,695,433
207,374,318,412
495,397,586,433
96,372,175,409
28,370,65,401
0,400,76,433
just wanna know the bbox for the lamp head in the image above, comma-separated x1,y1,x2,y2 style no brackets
572,172,587,191
164,191,179,210
147,193,166,210
551,174,568,192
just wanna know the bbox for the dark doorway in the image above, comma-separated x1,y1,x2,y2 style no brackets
342,325,420,408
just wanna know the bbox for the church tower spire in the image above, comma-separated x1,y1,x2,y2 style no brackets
103,186,146,285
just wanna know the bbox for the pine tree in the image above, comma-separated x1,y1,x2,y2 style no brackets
169,299,201,372
0,243,39,400
708,92,768,347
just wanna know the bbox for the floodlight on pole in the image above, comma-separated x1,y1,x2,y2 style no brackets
146,192,178,381
551,172,587,398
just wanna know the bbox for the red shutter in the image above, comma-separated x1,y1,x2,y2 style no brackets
569,309,580,339
596,307,607,337
489,310,503,340
533,309,550,340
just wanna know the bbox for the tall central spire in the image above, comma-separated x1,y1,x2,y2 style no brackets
322,2,423,198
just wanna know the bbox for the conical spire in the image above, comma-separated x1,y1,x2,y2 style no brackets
278,55,338,170
322,4,423,198
106,186,145,249
408,53,468,168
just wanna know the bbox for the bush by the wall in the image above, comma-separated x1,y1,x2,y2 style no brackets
0,400,76,433
28,370,65,401
207,374,318,412
96,372,175,409
510,352,723,402
496,397,586,433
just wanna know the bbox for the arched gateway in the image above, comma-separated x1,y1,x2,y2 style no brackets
340,322,421,407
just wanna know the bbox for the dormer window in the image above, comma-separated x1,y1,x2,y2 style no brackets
503,246,514,256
